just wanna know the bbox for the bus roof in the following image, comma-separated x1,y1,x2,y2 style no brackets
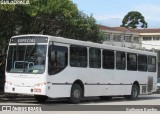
11,34,51,38
11,34,157,56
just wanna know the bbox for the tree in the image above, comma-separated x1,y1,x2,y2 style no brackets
20,0,103,42
0,9,19,66
0,0,103,65
121,11,148,29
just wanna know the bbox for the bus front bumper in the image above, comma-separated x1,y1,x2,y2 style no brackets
4,83,47,95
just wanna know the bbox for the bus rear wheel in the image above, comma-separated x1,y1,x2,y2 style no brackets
125,84,139,100
69,84,82,104
34,95,48,103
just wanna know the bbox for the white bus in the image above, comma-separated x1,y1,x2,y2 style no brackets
5,34,157,103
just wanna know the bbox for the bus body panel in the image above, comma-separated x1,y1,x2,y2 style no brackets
46,67,157,98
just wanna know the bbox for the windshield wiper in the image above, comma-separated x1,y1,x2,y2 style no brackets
26,44,37,59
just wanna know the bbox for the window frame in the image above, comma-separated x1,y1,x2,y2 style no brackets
127,53,137,71
89,48,101,68
103,49,115,69
143,37,152,41
103,34,110,41
48,43,68,75
133,37,139,43
153,36,160,41
125,35,132,42
116,51,126,70
70,45,87,68
138,54,147,72
113,34,122,42
148,56,156,72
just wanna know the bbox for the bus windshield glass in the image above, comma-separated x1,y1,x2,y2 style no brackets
6,45,47,74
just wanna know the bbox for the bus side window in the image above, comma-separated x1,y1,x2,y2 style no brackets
127,53,137,71
138,55,147,72
116,51,126,70
89,48,101,68
48,45,68,75
103,50,114,69
148,56,156,72
70,45,87,68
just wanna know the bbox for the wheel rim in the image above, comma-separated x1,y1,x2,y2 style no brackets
73,89,81,98
132,87,138,98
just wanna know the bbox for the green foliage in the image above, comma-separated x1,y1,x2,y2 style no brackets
121,11,148,29
0,9,18,51
18,0,103,42
0,4,15,11
0,0,103,64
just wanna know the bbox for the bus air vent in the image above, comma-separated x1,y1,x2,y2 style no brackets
147,76,153,92
142,86,147,94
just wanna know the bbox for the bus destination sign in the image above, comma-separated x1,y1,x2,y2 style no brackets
18,38,36,43
10,36,48,43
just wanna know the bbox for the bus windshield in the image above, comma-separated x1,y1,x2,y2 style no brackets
6,45,47,74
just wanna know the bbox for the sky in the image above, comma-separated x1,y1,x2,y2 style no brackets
72,0,160,28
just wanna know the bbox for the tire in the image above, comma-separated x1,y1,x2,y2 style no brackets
34,95,48,103
69,84,82,104
99,96,112,100
125,84,139,100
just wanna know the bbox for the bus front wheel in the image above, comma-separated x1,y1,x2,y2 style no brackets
69,84,82,104
34,95,48,103
125,84,139,100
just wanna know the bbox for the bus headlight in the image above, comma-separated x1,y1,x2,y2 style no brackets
6,81,13,85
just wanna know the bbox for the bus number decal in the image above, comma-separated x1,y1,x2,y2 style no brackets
33,88,41,93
